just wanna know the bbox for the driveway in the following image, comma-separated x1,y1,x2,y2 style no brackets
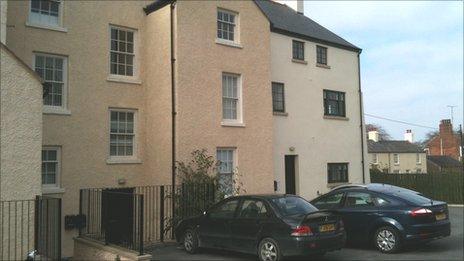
151,207,463,260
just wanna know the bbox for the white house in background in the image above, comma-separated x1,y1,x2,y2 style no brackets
367,130,427,174
256,0,369,200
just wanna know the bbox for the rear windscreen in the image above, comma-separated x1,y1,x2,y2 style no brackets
396,192,431,205
271,196,318,216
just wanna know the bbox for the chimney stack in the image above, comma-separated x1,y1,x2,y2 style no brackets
404,129,414,143
368,130,379,142
439,119,453,134
274,1,304,15
297,0,304,14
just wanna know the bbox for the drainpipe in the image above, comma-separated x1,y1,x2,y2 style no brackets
357,51,366,183
170,2,176,230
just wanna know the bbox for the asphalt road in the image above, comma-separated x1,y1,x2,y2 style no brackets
152,207,464,260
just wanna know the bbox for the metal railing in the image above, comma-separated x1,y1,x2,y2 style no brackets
79,189,144,255
79,183,217,253
0,196,61,260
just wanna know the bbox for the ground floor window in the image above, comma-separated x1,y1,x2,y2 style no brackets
217,148,235,195
42,147,60,187
327,163,348,183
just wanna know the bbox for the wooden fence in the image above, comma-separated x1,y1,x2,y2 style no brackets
370,173,463,204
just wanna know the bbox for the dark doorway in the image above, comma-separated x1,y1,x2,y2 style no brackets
102,187,134,246
285,155,297,195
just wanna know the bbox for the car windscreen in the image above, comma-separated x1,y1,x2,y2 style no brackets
396,191,432,205
270,196,318,216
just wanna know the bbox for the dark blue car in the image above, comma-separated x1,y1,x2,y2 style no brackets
310,183,451,253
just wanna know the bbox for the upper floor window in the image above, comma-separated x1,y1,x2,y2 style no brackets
29,0,61,27
393,153,400,165
222,73,242,123
328,163,348,183
217,9,237,42
42,147,60,188
272,82,285,113
34,53,67,109
292,40,305,61
416,153,421,164
323,90,345,117
317,45,328,65
110,109,136,158
110,26,136,77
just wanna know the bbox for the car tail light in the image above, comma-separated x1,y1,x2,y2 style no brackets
291,225,313,236
410,208,433,217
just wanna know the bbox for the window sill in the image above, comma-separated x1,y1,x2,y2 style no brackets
323,115,349,121
43,106,71,115
106,158,142,165
221,121,245,128
42,187,65,194
416,163,422,165
316,63,331,69
273,112,288,117
215,39,243,49
107,76,142,85
292,59,307,65
25,22,68,33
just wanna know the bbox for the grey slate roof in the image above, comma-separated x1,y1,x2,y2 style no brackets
368,140,424,153
254,0,361,52
145,0,361,52
427,156,463,168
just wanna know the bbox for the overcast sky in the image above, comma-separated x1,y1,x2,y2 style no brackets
300,1,463,141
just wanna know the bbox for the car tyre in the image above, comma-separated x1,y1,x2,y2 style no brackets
374,226,401,253
258,237,281,261
183,229,199,254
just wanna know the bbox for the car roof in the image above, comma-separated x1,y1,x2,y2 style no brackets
225,194,300,200
330,183,417,195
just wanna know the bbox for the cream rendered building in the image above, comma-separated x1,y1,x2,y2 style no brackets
368,130,427,174
256,1,369,200
6,0,273,256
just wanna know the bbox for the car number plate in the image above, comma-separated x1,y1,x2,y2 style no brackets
319,224,336,232
435,213,446,221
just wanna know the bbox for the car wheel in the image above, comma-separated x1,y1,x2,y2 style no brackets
183,229,199,254
374,226,401,253
258,238,281,261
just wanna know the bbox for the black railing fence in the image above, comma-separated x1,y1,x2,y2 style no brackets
79,189,144,255
79,183,217,253
0,196,61,260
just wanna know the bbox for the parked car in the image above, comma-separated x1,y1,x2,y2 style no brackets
175,194,346,261
310,183,451,253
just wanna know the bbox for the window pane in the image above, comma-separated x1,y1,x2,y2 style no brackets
345,192,375,207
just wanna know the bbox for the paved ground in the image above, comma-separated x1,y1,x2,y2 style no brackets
152,207,463,260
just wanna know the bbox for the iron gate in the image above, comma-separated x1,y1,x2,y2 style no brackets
0,196,61,260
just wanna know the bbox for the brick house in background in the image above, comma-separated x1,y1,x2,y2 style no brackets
426,119,462,161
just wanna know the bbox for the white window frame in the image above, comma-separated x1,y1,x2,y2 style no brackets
393,153,400,165
27,0,65,31
33,52,70,115
216,147,237,195
216,8,241,47
107,25,140,84
372,153,378,164
41,146,61,190
107,108,141,164
416,153,421,164
221,73,243,126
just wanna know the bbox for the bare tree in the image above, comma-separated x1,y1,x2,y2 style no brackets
366,123,392,141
